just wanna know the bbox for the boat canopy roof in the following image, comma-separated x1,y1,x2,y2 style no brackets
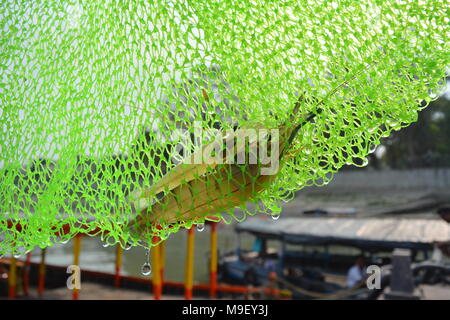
235,217,450,251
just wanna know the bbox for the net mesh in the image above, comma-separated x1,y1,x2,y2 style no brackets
1,0,449,255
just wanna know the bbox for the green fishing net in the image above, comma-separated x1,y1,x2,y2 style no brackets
1,0,449,255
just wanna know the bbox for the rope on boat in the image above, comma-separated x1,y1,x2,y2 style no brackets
274,277,368,299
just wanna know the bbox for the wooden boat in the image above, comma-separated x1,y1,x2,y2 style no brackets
218,216,450,299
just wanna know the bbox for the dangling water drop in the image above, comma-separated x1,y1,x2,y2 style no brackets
196,223,205,232
271,214,280,221
141,262,152,276
141,249,152,276
124,242,132,251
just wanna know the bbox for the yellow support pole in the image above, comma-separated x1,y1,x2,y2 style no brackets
209,222,218,298
115,245,123,288
160,240,165,285
8,256,17,299
151,236,162,300
184,227,195,300
38,248,46,296
72,235,82,300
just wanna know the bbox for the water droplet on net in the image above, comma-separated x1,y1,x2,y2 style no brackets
124,242,132,251
141,249,152,276
271,214,280,221
141,262,152,276
196,223,205,232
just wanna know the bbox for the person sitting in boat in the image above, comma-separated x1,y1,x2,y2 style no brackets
432,206,450,264
346,255,367,288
